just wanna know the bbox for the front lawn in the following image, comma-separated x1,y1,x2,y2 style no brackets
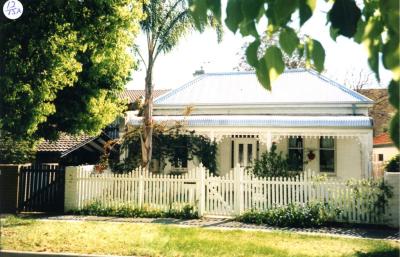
0,216,399,257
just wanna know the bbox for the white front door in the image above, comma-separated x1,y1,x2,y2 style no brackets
234,139,257,168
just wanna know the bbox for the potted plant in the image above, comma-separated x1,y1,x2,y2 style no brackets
307,150,315,161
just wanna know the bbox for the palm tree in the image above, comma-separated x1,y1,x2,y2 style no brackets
137,0,220,170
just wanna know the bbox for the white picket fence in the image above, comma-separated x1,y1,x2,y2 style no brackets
65,166,386,224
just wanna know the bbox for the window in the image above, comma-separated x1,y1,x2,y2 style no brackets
320,138,335,172
173,146,188,168
288,137,303,171
247,144,253,164
238,144,244,167
231,140,234,168
378,154,384,162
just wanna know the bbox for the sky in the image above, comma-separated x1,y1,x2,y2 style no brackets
127,1,392,90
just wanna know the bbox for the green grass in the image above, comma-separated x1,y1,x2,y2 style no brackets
0,216,399,257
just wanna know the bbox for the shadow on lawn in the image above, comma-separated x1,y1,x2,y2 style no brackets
355,248,400,257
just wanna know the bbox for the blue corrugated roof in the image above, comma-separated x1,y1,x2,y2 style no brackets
128,115,372,128
155,69,373,106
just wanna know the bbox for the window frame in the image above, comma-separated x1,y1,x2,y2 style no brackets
287,137,304,172
319,137,336,174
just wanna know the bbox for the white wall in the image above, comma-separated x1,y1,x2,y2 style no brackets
218,137,231,175
373,146,399,162
275,138,288,155
372,146,398,177
336,138,362,179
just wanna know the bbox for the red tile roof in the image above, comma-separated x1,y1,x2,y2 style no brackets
38,134,95,152
373,133,393,146
119,89,170,103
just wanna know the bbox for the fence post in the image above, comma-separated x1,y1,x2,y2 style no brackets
64,166,79,212
384,172,400,228
138,168,144,208
197,166,205,217
234,166,244,215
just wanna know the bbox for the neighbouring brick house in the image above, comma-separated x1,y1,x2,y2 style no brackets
357,89,398,177
119,89,170,111
359,89,395,136
372,132,399,177
36,133,113,166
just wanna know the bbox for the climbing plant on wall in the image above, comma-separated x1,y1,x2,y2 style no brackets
105,123,218,174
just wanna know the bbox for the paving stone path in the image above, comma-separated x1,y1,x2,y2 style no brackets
26,214,400,241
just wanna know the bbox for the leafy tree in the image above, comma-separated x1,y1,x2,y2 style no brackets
0,0,143,149
189,0,400,148
137,0,221,169
0,132,36,163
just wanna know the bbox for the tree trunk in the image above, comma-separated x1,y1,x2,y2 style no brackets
142,57,154,171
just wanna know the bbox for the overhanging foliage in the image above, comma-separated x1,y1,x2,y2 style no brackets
189,0,400,148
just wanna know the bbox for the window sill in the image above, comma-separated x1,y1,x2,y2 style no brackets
319,171,336,177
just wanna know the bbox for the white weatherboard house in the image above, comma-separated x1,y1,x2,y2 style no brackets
128,69,374,179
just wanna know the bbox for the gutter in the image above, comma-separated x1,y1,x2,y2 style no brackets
153,102,374,110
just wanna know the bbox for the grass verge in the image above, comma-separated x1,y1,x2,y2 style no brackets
0,216,399,257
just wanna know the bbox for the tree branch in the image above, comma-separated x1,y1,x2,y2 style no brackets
134,46,147,70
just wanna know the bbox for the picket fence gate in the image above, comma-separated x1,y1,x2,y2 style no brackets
65,166,385,224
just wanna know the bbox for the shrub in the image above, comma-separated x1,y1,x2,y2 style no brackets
71,201,198,220
166,205,197,219
236,202,340,228
247,143,295,178
346,178,393,216
386,154,400,172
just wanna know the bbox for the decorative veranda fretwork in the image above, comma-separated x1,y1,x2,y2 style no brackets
65,165,386,224
201,131,370,144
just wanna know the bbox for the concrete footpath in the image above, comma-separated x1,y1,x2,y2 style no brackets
24,214,400,241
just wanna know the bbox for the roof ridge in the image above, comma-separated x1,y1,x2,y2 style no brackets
154,75,207,104
204,68,309,76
